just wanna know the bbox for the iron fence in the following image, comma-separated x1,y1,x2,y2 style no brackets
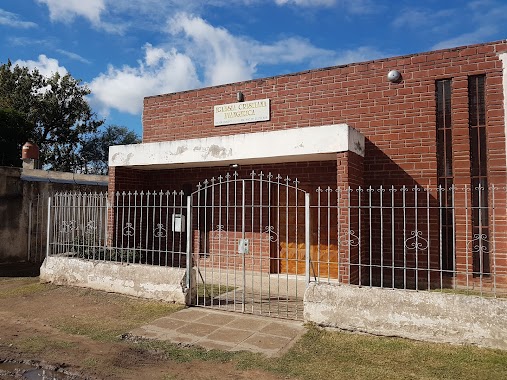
311,184,507,297
48,190,188,267
28,193,49,263
46,184,507,297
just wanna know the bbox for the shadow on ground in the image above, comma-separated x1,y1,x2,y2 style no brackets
0,262,40,277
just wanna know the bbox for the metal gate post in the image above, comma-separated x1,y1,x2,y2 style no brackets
186,195,192,290
305,192,310,285
45,196,52,259
28,199,33,261
241,180,246,312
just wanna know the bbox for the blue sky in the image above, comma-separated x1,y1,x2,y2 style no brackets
1,0,507,137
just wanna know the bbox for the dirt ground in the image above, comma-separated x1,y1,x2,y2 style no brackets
0,264,285,380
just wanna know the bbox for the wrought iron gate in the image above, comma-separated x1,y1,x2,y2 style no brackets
186,172,310,320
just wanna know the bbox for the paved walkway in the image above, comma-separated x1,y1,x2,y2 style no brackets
129,307,306,357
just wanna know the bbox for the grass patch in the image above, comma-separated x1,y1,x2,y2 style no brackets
197,283,236,298
81,357,99,368
17,336,76,354
431,287,507,298
135,339,241,364
55,291,184,342
235,325,507,380
0,278,54,298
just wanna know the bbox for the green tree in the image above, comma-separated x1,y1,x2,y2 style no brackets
0,60,103,171
0,108,33,166
80,125,141,175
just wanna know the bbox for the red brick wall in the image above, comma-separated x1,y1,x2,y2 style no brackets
112,40,507,290
142,40,507,188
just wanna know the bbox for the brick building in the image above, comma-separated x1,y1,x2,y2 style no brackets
108,40,507,294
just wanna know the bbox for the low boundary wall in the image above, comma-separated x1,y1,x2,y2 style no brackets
40,256,195,305
304,283,507,350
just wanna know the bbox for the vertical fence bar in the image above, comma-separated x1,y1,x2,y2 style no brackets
46,196,52,258
402,186,407,289
358,187,362,286
337,187,341,284
391,186,395,289
491,185,497,296
305,193,311,285
242,179,246,313
379,186,384,288
28,199,33,261
316,188,322,281
186,195,192,291
438,186,444,290
250,174,255,313
465,185,470,291
368,187,373,287
426,186,431,290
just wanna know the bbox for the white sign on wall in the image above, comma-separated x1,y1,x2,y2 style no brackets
214,99,270,126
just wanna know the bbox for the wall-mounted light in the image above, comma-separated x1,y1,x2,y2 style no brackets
236,91,244,102
387,70,402,83
229,163,239,169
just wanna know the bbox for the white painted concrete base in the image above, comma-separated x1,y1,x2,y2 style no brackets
40,256,195,305
304,283,507,350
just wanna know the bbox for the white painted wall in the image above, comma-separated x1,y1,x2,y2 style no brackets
109,124,365,169
304,283,507,350
40,256,195,304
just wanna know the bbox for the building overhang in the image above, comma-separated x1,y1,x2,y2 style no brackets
109,124,365,170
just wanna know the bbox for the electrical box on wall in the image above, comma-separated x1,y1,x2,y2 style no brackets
172,214,185,233
238,238,249,254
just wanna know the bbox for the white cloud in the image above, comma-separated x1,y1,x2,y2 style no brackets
36,0,126,34
36,0,105,23
56,49,91,64
0,9,37,28
392,1,507,50
88,12,386,116
392,9,430,29
334,46,387,65
88,44,199,115
432,26,498,50
275,0,336,6
169,13,254,85
13,55,68,78
430,1,507,50
252,37,336,65
274,0,378,13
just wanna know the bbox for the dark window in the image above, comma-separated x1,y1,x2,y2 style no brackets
468,75,490,275
436,79,454,272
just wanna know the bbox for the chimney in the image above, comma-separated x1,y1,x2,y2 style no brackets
21,142,40,170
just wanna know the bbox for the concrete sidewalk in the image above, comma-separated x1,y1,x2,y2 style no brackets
129,307,306,357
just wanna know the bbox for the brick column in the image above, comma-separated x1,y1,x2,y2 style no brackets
336,151,364,285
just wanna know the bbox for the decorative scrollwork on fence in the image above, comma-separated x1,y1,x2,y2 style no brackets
123,223,134,237
59,221,76,234
340,230,360,247
84,220,97,235
405,230,428,251
468,233,492,254
153,223,167,238
214,224,225,239
264,225,278,242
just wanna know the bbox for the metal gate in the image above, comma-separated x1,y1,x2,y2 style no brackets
186,172,310,320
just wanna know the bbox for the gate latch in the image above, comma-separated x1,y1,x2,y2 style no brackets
238,239,249,254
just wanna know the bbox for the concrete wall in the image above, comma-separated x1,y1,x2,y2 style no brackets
304,283,507,350
40,256,196,305
0,167,25,263
0,167,107,264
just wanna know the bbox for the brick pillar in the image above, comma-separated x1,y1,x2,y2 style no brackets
336,151,364,285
